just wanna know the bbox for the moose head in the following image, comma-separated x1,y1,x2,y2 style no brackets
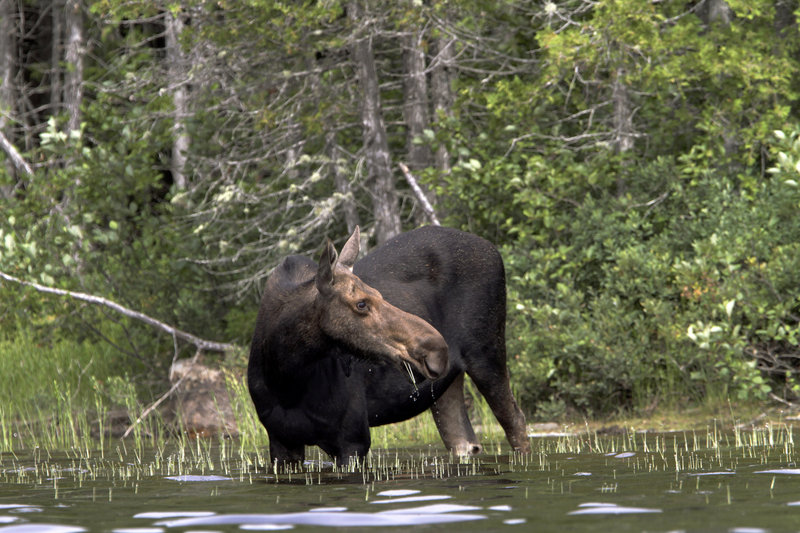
314,226,448,380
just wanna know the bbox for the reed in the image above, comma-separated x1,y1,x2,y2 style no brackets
1,422,797,490
0,333,166,452
4,331,797,484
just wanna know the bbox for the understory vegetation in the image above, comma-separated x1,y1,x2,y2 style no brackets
2,1,800,444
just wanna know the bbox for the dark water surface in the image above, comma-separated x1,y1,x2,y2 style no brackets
2,426,800,532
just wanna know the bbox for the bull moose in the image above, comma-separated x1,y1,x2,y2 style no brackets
247,225,530,465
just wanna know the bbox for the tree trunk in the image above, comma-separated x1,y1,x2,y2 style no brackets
697,0,739,164
402,26,436,224
328,132,361,234
402,28,432,171
349,1,400,244
611,66,634,195
0,0,17,195
775,0,796,37
50,0,64,119
430,35,454,175
165,9,189,190
64,0,84,134
699,0,733,26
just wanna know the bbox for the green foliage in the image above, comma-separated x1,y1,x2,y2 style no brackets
439,127,800,418
1,54,229,358
427,1,800,417
4,0,800,432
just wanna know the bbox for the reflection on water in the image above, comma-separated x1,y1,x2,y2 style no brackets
0,525,86,533
152,507,486,528
568,502,662,515
5,428,800,531
133,494,488,529
164,475,232,482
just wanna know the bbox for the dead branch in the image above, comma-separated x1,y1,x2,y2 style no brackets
0,270,237,353
398,162,441,226
0,130,33,176
122,349,201,439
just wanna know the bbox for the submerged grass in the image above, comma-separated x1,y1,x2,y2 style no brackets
1,422,798,491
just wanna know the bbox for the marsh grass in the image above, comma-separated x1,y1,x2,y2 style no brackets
0,333,170,452
0,335,796,482
1,421,797,491
0,333,508,460
6,331,793,480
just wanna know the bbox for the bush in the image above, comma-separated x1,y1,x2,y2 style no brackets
439,131,800,418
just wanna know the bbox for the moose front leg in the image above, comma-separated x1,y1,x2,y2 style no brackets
268,434,306,469
430,373,483,456
318,408,372,466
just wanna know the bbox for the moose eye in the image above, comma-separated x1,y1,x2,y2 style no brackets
356,300,368,312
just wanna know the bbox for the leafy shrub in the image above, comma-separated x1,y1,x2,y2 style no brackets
438,131,800,418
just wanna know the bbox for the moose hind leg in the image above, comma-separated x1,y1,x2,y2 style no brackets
431,373,483,456
466,337,531,453
469,367,530,453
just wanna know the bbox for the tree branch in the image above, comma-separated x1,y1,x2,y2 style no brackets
0,270,237,353
398,162,441,226
122,349,201,439
0,130,33,176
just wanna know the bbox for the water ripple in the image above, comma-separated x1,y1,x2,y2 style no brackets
0,525,86,533
154,510,486,528
568,503,662,515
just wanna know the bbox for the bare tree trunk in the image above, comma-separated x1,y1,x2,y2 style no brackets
402,29,432,171
611,68,634,155
402,26,436,224
327,132,360,233
165,9,189,190
349,1,400,244
0,130,33,176
0,269,236,353
64,0,84,134
430,35,454,175
611,66,634,195
0,0,17,195
699,0,733,26
50,0,64,117
399,162,440,226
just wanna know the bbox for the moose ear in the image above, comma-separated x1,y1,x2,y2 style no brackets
338,225,360,270
316,239,339,294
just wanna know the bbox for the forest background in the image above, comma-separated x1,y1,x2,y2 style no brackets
2,0,800,427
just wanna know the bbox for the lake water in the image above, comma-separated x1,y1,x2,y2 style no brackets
2,425,800,532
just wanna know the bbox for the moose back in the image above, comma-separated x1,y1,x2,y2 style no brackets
247,225,530,465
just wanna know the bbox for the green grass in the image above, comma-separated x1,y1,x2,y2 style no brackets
0,332,167,451
0,332,508,457
2,331,784,464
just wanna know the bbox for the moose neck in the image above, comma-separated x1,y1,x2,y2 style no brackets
265,285,336,381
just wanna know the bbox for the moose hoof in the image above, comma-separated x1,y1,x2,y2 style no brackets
451,442,483,457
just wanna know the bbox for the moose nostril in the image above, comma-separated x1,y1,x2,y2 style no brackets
424,357,442,380
415,331,448,379
423,346,448,379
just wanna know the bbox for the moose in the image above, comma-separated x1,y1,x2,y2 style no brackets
247,225,530,465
